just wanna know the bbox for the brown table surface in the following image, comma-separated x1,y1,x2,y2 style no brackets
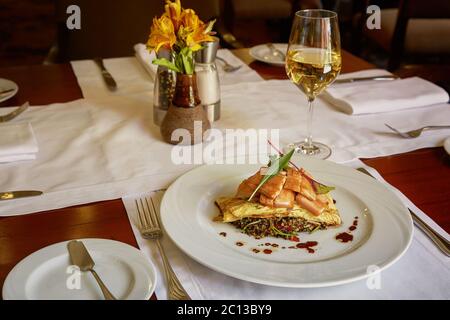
0,49,449,299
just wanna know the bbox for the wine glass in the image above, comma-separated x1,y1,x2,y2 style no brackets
285,9,342,159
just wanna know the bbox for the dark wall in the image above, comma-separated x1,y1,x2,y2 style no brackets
0,0,56,67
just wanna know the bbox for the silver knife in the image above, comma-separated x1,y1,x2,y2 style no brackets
334,75,399,84
94,58,117,91
357,167,450,256
0,190,43,201
67,240,117,300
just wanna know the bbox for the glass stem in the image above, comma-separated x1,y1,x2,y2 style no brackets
305,98,314,149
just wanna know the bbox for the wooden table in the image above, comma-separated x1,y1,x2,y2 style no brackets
1,50,449,299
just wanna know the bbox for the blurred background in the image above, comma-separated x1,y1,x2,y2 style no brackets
1,0,449,88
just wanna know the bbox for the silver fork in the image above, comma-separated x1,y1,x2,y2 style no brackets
216,56,242,72
0,102,29,123
267,43,286,61
135,196,191,300
385,123,450,138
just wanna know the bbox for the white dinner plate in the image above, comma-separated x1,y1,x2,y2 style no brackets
0,78,19,103
444,137,450,155
249,43,287,66
161,157,413,288
2,239,157,300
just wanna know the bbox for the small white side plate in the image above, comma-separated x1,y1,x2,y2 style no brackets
2,238,157,300
0,79,19,103
249,43,287,66
444,137,450,155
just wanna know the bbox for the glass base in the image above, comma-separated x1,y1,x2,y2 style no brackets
284,141,332,160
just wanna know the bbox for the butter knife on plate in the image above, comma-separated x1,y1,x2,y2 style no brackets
94,58,118,91
0,190,43,201
67,240,117,300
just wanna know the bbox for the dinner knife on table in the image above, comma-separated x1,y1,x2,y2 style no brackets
94,58,118,91
334,75,399,84
0,190,43,201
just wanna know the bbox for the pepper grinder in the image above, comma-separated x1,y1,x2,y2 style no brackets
153,48,175,126
194,37,221,122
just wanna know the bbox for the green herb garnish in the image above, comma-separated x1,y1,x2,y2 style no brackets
248,148,295,201
312,181,335,194
270,223,297,238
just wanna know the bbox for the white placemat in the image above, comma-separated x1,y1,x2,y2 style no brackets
71,49,263,99
121,166,450,300
1,80,450,216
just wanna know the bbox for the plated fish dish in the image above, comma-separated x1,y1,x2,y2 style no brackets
215,151,341,240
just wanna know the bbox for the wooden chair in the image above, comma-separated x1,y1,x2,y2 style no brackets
49,0,241,62
387,0,450,70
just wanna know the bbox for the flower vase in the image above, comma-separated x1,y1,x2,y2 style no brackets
160,73,211,145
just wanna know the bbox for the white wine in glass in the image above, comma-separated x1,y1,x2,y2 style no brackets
285,10,342,159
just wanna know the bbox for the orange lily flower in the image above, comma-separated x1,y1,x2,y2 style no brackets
164,0,182,32
147,15,177,52
178,9,215,51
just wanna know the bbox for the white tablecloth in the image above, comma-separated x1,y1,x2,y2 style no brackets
1,80,450,216
1,56,449,300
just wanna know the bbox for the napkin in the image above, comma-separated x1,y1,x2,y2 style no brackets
0,122,38,163
134,43,157,81
324,70,450,115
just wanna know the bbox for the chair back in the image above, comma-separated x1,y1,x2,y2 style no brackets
389,0,450,69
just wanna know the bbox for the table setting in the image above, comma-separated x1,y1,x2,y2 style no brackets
0,2,449,301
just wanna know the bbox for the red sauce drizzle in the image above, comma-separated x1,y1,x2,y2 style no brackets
235,241,244,247
219,232,227,237
252,249,260,253
336,232,353,243
295,241,319,254
263,249,273,254
347,217,359,232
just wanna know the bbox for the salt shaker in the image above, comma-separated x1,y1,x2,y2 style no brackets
194,38,220,122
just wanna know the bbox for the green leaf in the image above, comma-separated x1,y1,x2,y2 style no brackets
152,58,181,73
312,181,335,194
248,148,295,201
174,53,184,73
204,19,216,34
180,47,194,75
